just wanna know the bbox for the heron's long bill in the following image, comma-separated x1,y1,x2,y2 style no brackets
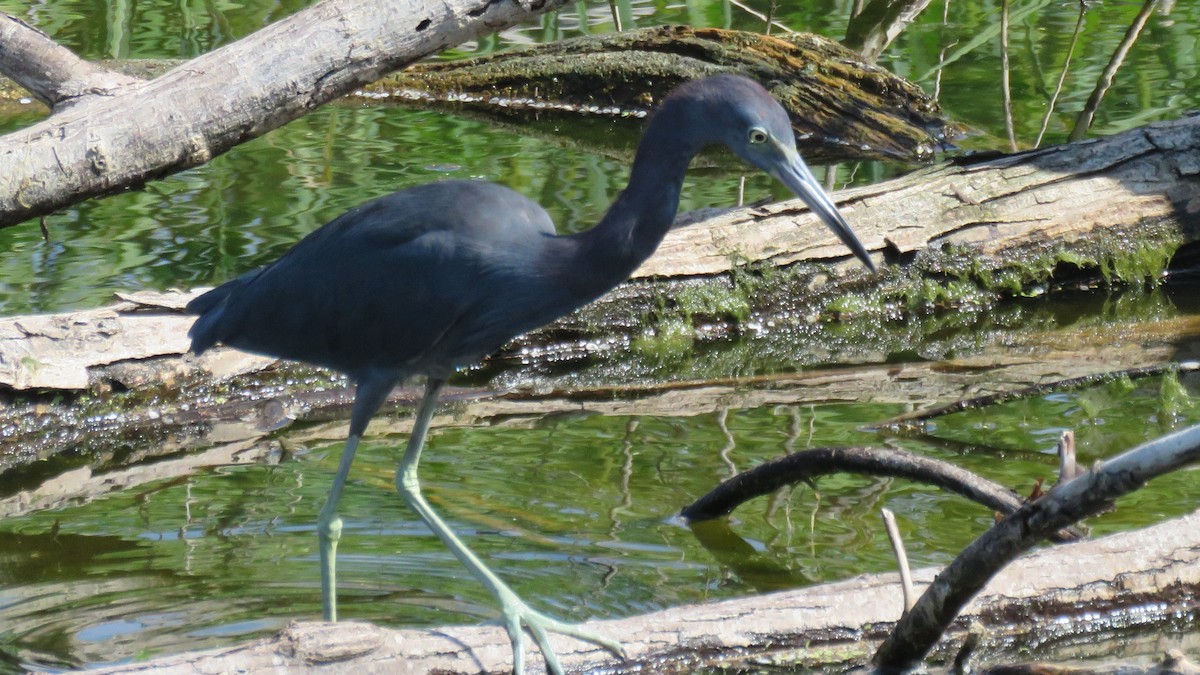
776,153,876,272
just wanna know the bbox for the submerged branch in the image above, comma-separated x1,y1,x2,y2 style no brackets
873,362,1200,430
679,445,1083,542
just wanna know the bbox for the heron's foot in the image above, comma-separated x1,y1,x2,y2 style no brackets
500,597,625,675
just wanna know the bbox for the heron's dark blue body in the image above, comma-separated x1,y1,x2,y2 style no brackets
189,181,571,380
184,74,874,675
189,80,706,377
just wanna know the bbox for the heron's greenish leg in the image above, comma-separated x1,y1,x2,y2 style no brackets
396,377,625,674
318,373,399,622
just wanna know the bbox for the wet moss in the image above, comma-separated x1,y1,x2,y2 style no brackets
630,316,695,359
674,280,752,324
1159,370,1191,419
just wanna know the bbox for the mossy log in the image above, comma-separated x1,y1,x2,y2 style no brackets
368,25,958,162
3,296,1198,516
2,114,1200,478
68,508,1200,673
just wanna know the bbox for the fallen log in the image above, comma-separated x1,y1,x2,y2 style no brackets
370,25,957,162
3,301,1196,517
0,26,958,164
66,507,1200,674
0,112,1196,398
0,112,1194,389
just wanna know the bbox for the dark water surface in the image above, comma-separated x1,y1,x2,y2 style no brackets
1,0,1199,671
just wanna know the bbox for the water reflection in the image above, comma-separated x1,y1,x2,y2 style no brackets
3,381,1200,669
2,0,1200,670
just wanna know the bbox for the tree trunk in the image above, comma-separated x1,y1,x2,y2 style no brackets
0,0,572,229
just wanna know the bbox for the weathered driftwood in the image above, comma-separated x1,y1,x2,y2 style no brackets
370,25,956,162
65,507,1200,674
0,0,575,229
0,111,1197,394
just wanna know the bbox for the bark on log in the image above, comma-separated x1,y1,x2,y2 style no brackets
61,507,1200,674
372,25,956,162
0,15,139,109
499,111,1200,350
3,114,1200,491
0,0,573,229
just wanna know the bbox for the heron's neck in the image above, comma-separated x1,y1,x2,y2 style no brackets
567,110,703,290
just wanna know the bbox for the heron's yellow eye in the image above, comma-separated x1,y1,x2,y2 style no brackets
748,128,769,144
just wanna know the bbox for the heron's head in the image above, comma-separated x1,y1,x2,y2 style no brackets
666,74,875,272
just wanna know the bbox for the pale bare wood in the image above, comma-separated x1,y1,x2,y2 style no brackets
0,14,139,109
62,508,1200,674
0,0,572,228
641,114,1200,278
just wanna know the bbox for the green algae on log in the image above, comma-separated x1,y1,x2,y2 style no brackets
362,25,960,163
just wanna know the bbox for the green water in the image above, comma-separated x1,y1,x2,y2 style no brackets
2,0,1200,671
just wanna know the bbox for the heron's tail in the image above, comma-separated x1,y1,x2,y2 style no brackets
185,287,231,355
186,267,264,355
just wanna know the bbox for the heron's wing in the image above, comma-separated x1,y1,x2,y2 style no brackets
187,181,556,378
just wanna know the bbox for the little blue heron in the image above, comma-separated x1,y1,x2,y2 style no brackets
187,74,875,673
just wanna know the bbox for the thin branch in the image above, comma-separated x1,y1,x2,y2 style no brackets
607,0,622,32
932,0,953,101
872,422,1200,670
843,0,936,63
1057,430,1077,484
680,446,1056,531
727,0,796,35
1069,0,1160,142
1000,0,1017,151
1034,0,1087,148
882,508,915,613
